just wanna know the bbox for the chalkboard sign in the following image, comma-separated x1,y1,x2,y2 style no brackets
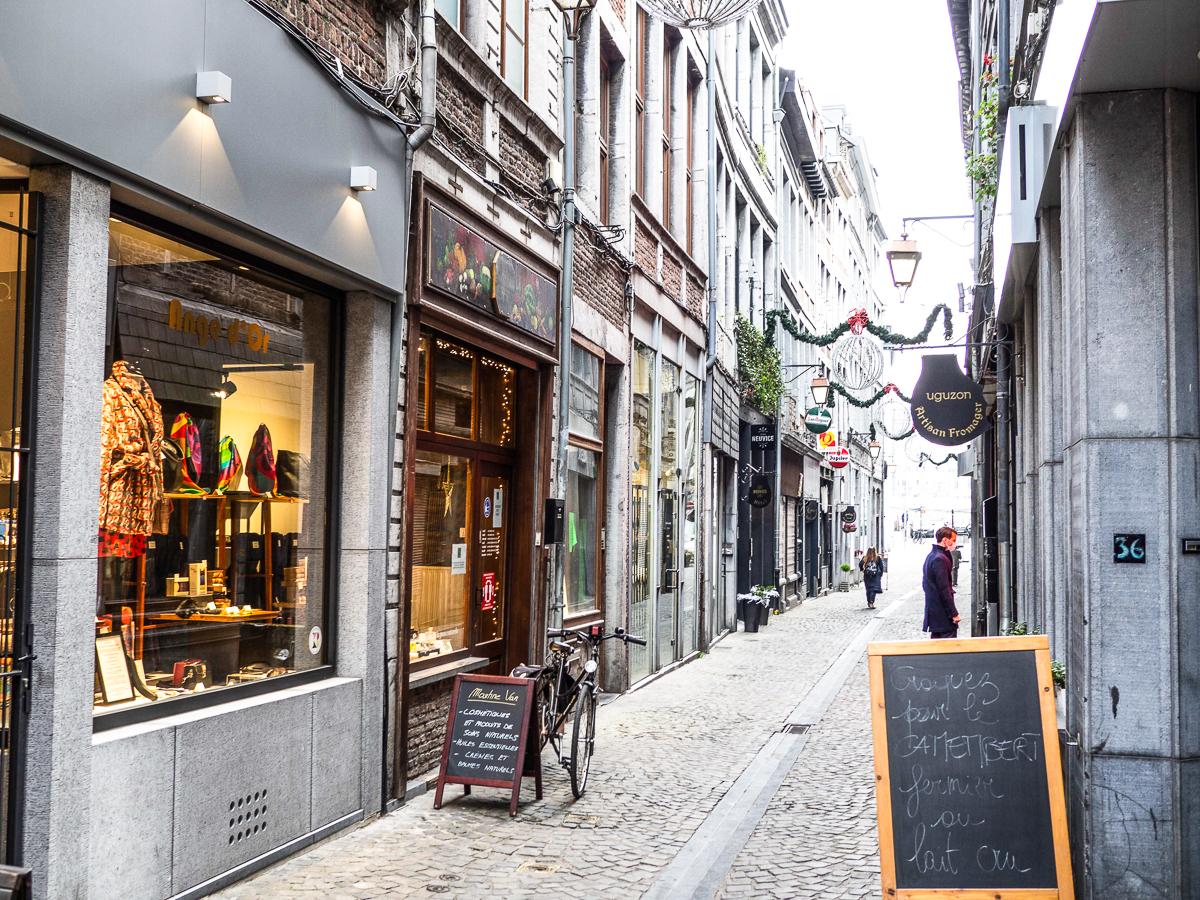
433,674,542,816
868,635,1073,898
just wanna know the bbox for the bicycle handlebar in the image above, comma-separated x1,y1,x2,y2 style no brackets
547,626,646,646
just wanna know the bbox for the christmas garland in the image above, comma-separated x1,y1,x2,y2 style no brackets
827,381,911,407
919,452,960,467
765,304,955,348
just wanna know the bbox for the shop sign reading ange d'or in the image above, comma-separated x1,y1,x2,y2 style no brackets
427,206,557,342
909,354,991,447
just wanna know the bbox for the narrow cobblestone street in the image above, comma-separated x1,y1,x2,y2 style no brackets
217,544,943,899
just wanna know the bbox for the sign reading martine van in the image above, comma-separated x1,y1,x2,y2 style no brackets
909,354,990,447
427,206,557,342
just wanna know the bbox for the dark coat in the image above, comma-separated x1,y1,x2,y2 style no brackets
922,544,959,633
860,557,884,593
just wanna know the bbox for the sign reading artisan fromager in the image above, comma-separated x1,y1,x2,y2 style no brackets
868,635,1074,897
909,354,990,447
434,674,541,816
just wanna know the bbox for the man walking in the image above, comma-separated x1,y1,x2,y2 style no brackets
923,526,960,639
951,545,962,587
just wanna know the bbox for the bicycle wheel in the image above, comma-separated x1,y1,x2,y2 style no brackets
568,683,596,799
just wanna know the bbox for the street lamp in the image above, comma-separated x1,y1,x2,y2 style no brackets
885,237,921,290
809,374,830,407
868,439,881,460
550,0,597,37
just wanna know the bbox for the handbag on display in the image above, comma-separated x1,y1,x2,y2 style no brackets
161,438,184,493
246,424,277,496
169,412,205,494
215,436,243,495
276,450,308,498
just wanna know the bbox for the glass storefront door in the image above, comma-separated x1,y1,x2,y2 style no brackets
474,462,510,653
629,342,653,683
678,374,700,657
656,361,680,669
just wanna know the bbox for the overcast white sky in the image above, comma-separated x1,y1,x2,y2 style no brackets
778,0,976,503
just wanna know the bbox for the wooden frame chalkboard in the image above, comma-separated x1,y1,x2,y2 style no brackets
868,635,1073,899
433,673,542,817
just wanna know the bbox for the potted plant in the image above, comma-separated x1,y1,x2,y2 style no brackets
838,562,852,592
1051,659,1066,728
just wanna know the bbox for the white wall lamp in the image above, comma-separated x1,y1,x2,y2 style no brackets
350,166,378,192
196,71,232,104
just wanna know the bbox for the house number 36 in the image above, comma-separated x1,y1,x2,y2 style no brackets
1113,533,1146,564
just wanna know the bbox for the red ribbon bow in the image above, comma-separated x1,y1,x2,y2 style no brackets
847,308,870,334
883,383,898,394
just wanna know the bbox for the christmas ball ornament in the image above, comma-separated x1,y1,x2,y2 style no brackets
638,0,765,30
877,386,913,439
831,332,885,391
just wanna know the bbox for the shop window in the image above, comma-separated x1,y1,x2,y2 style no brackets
565,344,604,621
410,450,471,659
411,328,517,666
94,217,334,716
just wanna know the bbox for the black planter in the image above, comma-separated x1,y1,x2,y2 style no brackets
743,602,762,633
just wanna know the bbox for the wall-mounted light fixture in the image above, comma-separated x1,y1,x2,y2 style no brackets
350,166,378,192
196,71,232,104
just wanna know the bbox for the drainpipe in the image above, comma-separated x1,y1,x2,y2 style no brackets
997,0,1011,120
771,103,784,595
701,28,719,643
995,324,1012,635
551,11,584,631
383,0,436,812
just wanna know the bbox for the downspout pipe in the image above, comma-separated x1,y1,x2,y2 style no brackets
551,13,582,631
700,28,719,645
771,103,784,595
382,0,436,813
994,323,1012,635
997,0,1011,120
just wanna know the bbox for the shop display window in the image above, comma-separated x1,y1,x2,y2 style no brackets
629,341,654,682
93,217,334,716
410,328,517,665
565,345,603,620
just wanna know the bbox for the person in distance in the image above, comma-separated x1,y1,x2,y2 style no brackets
922,526,960,639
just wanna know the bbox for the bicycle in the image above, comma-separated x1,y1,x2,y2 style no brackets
511,624,646,798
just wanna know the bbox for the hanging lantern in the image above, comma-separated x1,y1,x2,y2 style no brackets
638,0,765,29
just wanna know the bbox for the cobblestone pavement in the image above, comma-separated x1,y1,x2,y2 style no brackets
217,544,944,900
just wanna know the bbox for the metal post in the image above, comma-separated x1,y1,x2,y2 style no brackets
701,28,720,648
995,325,1012,634
551,12,584,630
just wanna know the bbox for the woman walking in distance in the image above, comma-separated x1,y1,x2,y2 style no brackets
860,547,884,610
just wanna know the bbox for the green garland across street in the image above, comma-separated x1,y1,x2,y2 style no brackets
764,303,954,348
827,380,911,407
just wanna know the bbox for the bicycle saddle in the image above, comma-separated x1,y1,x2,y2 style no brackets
511,664,542,677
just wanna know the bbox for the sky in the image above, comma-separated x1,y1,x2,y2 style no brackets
777,0,976,512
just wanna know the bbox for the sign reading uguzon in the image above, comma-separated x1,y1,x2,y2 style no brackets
909,354,991,447
841,505,857,525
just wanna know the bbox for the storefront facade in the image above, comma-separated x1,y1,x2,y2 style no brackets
1,2,407,896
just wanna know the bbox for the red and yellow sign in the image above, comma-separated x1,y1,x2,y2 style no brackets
818,430,837,450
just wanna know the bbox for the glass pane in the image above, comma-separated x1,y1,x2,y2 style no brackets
679,374,700,656
568,347,600,440
629,342,654,682
565,447,599,617
95,219,331,714
416,335,429,431
435,0,459,28
657,360,679,666
410,450,471,661
504,31,525,96
432,337,474,439
476,468,508,644
478,355,515,447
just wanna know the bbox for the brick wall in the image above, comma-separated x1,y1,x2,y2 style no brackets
499,119,548,190
260,0,388,84
573,232,627,329
661,252,682,301
437,68,488,176
408,679,455,777
634,221,657,276
610,0,626,23
686,274,705,322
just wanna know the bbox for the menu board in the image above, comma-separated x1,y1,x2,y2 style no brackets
433,674,541,816
868,635,1074,898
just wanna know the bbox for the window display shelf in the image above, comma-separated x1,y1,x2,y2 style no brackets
165,492,308,504
147,610,279,624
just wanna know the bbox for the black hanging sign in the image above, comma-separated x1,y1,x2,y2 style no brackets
749,423,776,453
841,505,857,525
748,474,772,508
910,354,991,447
434,674,542,816
868,635,1074,897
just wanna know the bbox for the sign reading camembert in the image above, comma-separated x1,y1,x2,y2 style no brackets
909,354,991,447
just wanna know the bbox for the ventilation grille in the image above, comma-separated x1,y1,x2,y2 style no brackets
781,724,810,735
228,789,268,845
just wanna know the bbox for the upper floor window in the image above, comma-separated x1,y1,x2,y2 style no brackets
435,0,462,30
600,54,612,224
501,0,528,98
686,73,698,256
662,32,675,231
635,7,648,198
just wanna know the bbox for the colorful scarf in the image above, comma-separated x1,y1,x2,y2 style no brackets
169,412,205,494
246,423,277,496
215,436,242,495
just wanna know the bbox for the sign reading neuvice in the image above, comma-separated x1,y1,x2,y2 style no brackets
909,354,991,447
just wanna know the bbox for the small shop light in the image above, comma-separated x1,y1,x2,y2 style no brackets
212,379,238,400
869,439,882,460
195,71,232,104
350,166,378,192
810,375,830,408
885,237,922,290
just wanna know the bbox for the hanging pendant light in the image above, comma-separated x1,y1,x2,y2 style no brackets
639,0,765,30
